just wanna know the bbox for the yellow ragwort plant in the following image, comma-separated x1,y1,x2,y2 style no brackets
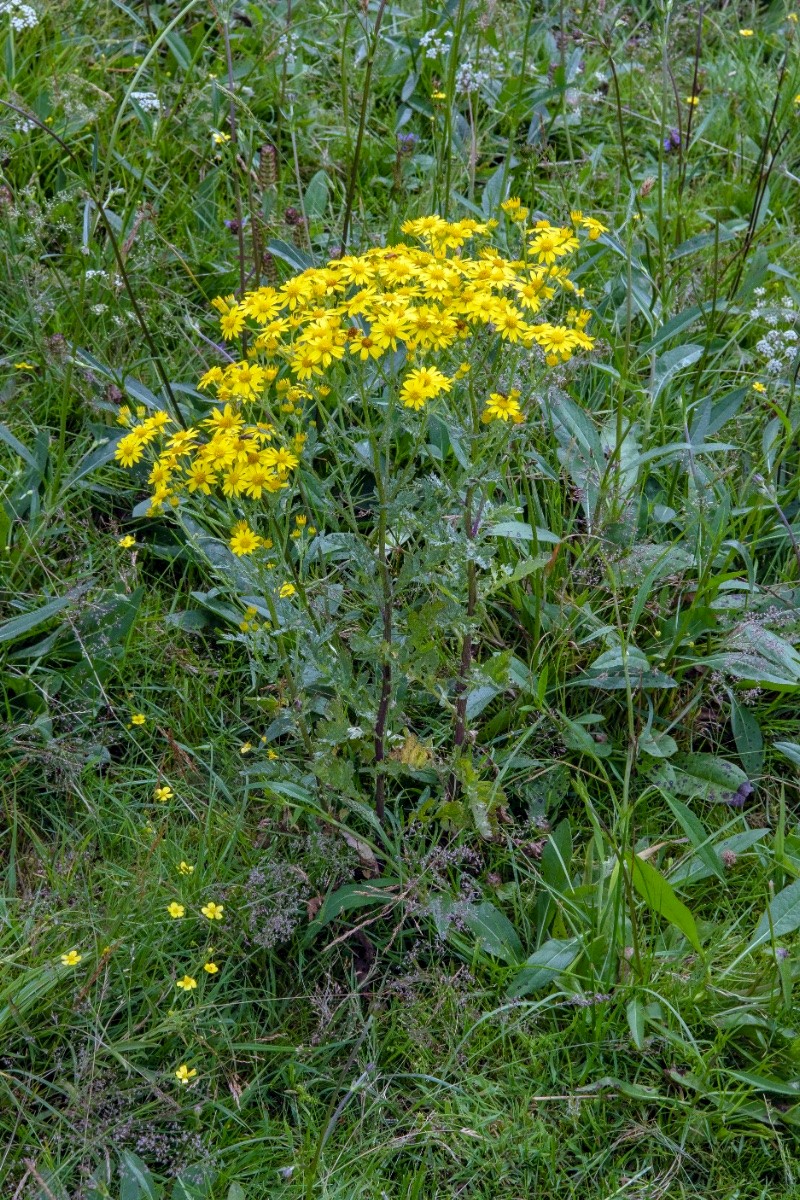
114,208,605,822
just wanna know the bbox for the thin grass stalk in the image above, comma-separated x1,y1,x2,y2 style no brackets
341,0,388,250
216,9,248,306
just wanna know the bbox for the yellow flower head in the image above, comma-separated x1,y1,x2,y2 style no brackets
175,1064,197,1084
154,785,173,802
739,28,754,36
61,950,82,966
179,861,194,875
278,582,296,599
118,535,136,549
752,381,766,393
168,902,186,919
483,390,523,423
130,713,146,726
176,974,198,990
229,521,262,557
204,961,219,974
201,901,224,920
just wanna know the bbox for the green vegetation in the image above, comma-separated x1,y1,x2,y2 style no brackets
2,1,800,1196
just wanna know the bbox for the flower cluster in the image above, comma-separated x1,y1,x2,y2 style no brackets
0,0,39,31
114,213,604,533
419,28,453,58
455,45,502,94
130,90,160,114
751,289,799,377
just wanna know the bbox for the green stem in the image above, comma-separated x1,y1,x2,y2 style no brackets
341,0,388,249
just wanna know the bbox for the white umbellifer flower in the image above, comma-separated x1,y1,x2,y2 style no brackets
130,91,160,114
0,0,38,28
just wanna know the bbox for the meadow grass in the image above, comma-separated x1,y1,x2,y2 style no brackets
2,1,800,1197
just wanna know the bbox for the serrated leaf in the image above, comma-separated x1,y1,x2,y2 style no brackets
630,854,702,953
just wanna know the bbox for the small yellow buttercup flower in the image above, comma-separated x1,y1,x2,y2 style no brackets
154,784,173,802
130,713,146,726
61,950,82,966
176,974,197,990
14,361,36,370
201,901,224,921
752,381,766,393
278,582,296,598
739,28,754,36
118,535,136,549
267,749,279,761
240,741,252,755
211,131,230,145
686,95,699,106
168,902,186,919
204,961,219,974
178,861,194,876
175,1064,197,1084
